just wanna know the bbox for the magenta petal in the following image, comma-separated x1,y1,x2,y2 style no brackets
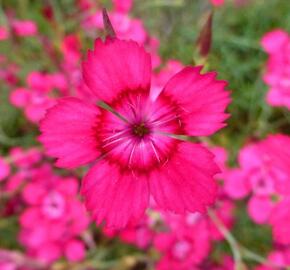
161,66,231,136
39,97,100,168
82,38,151,102
223,169,251,199
270,198,290,245
247,195,273,224
65,240,86,262
261,29,288,54
81,160,150,228
150,142,219,214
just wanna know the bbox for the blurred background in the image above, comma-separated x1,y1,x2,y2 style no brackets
0,0,290,269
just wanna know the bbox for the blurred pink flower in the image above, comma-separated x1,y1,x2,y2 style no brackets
10,88,30,108
0,26,9,40
210,0,225,7
224,134,290,229
255,249,290,270
10,71,68,122
261,29,288,54
113,0,133,13
270,197,290,245
247,195,274,224
104,215,154,249
76,0,95,11
223,168,251,199
82,11,147,45
261,29,290,110
0,62,19,86
12,20,37,37
40,37,230,228
19,167,89,263
0,157,10,181
154,215,210,270
64,240,86,262
61,34,81,69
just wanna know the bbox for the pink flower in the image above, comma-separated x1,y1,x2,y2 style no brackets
210,0,225,7
9,71,68,122
247,195,274,224
5,171,28,193
10,88,30,108
223,169,251,199
19,167,89,263
61,34,81,68
113,0,133,13
0,26,9,40
64,240,86,262
261,29,290,110
0,62,19,86
154,217,210,269
224,134,290,229
103,215,154,249
12,20,37,37
261,29,288,54
0,157,10,181
260,134,290,195
225,135,290,200
255,249,290,270
83,12,147,45
270,197,290,245
40,37,230,228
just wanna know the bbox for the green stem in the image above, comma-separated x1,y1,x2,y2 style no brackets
141,0,184,8
208,208,289,269
208,208,243,269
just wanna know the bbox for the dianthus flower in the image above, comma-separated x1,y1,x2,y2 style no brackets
210,0,225,7
83,12,147,45
154,212,211,270
224,134,290,227
10,71,67,122
0,156,10,181
103,215,154,249
255,249,290,270
19,165,89,263
40,36,230,228
261,29,290,110
0,26,8,40
11,20,38,37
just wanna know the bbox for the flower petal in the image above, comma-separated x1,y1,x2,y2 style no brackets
82,38,151,102
247,195,273,225
81,160,150,228
150,142,219,214
39,97,100,168
160,66,231,136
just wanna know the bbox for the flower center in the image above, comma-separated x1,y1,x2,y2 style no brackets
42,191,65,219
133,123,150,138
172,240,192,260
96,90,185,173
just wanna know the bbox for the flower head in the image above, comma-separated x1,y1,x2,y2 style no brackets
261,29,290,110
40,35,230,228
